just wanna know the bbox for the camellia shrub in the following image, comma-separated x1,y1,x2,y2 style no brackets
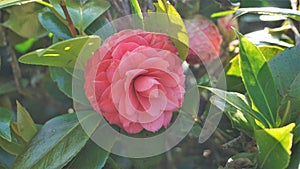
0,0,299,169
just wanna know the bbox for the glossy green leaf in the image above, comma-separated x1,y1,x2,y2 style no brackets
200,86,269,128
85,16,114,40
255,123,295,169
130,0,143,21
15,101,37,142
18,36,100,67
269,45,300,124
49,0,110,32
227,46,284,77
235,30,279,127
0,108,12,142
65,140,109,169
146,0,189,60
38,10,72,40
236,7,300,22
49,67,72,98
0,148,15,169
12,112,99,169
288,143,300,169
293,115,300,144
0,0,35,9
2,3,47,38
210,96,254,137
0,128,26,155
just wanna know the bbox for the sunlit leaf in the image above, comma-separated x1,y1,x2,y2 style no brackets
255,123,295,169
0,0,35,9
14,38,37,53
145,0,189,60
18,36,100,67
235,30,279,127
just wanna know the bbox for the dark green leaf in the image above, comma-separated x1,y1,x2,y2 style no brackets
49,67,72,98
0,147,15,169
85,16,115,40
18,36,100,67
0,0,35,9
66,140,109,169
269,45,300,124
2,3,47,38
15,101,37,142
38,10,72,40
255,123,295,169
146,0,189,60
235,30,279,127
293,116,300,144
49,0,110,33
12,112,99,169
236,7,300,22
288,143,300,169
0,108,12,142
200,86,269,128
131,155,162,169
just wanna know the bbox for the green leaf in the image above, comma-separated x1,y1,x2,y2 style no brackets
0,108,12,142
200,86,269,128
146,0,189,60
236,7,300,22
65,140,109,169
255,123,295,169
227,46,284,77
49,0,110,33
18,36,100,67
0,128,26,155
0,0,35,9
293,116,300,144
269,45,300,124
210,96,254,137
235,30,279,127
12,112,99,169
38,10,72,40
0,147,15,169
49,67,90,105
288,143,300,169
130,0,143,21
14,38,37,53
2,3,47,38
85,16,115,40
15,101,37,142
49,67,72,98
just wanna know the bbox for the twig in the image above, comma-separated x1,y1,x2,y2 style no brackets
59,0,77,37
222,136,241,149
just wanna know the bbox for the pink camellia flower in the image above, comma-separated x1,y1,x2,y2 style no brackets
185,15,222,65
84,30,185,134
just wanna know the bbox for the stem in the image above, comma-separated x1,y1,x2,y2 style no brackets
59,0,77,37
281,101,291,126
